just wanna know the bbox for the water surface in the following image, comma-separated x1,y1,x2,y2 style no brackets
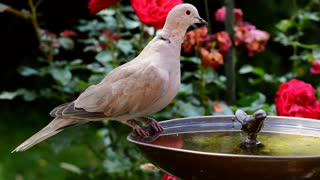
150,131,320,156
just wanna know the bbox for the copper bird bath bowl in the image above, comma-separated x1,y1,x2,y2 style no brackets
127,115,320,180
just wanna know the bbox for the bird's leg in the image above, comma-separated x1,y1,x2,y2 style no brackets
126,119,149,137
136,117,164,133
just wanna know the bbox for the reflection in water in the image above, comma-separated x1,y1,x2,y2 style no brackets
149,131,320,156
152,134,183,148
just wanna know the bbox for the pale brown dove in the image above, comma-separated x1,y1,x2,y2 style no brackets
12,3,207,152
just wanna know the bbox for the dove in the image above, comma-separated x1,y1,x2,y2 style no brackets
12,3,207,152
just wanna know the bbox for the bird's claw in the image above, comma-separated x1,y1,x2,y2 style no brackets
150,121,164,133
135,128,149,137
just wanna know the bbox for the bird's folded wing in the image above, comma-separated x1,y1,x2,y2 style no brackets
50,102,106,119
235,109,248,123
74,63,169,118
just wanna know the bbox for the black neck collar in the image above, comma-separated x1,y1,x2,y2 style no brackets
158,35,171,44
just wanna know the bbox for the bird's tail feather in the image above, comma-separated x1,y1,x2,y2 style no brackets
12,117,81,153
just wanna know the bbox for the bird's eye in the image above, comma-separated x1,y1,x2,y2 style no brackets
186,10,191,15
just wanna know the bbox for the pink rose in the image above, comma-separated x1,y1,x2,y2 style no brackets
215,6,243,24
216,31,232,55
245,29,270,56
182,26,208,53
310,60,320,75
234,22,256,46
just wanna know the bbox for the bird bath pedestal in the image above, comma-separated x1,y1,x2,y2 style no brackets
128,114,320,180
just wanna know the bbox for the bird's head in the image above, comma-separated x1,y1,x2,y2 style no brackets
253,109,267,121
164,3,207,30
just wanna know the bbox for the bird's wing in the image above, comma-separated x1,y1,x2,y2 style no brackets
235,109,248,123
50,102,107,119
74,62,169,118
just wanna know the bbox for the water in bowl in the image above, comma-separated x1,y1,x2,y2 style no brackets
150,131,320,156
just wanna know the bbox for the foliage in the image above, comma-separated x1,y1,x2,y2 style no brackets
1,0,320,179
274,0,320,77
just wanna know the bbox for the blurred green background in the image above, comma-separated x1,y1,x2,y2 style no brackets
1,0,320,179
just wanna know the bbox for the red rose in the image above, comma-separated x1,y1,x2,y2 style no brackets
60,30,77,38
161,174,177,180
101,29,121,41
275,79,320,119
131,0,183,29
310,60,320,75
88,0,120,14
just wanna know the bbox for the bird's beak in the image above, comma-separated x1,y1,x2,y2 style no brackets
195,17,208,25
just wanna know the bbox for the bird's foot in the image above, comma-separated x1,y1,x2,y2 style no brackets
150,120,164,133
137,117,164,133
126,119,149,137
134,127,149,137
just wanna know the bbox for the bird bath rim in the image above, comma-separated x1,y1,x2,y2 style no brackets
127,115,320,159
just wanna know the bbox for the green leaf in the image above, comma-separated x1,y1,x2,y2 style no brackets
275,19,293,32
237,92,266,108
39,88,54,99
70,59,83,65
239,65,265,77
248,78,262,85
18,89,36,101
0,91,18,100
58,37,74,50
203,69,214,83
0,88,36,101
182,56,201,64
95,50,113,64
65,77,88,93
19,66,39,76
78,20,106,32
312,48,320,59
0,3,9,12
210,76,226,90
60,162,82,175
299,12,320,22
50,67,72,86
175,101,205,117
101,16,117,30
252,67,265,77
181,72,193,81
98,9,116,16
123,17,140,29
121,6,134,13
117,40,133,55
88,74,104,85
274,32,295,45
178,83,193,95
239,65,253,74
87,63,105,73
263,74,273,82
251,93,266,106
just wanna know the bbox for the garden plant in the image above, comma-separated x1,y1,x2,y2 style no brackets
1,0,320,179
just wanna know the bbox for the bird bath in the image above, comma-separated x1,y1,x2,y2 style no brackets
127,114,320,179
